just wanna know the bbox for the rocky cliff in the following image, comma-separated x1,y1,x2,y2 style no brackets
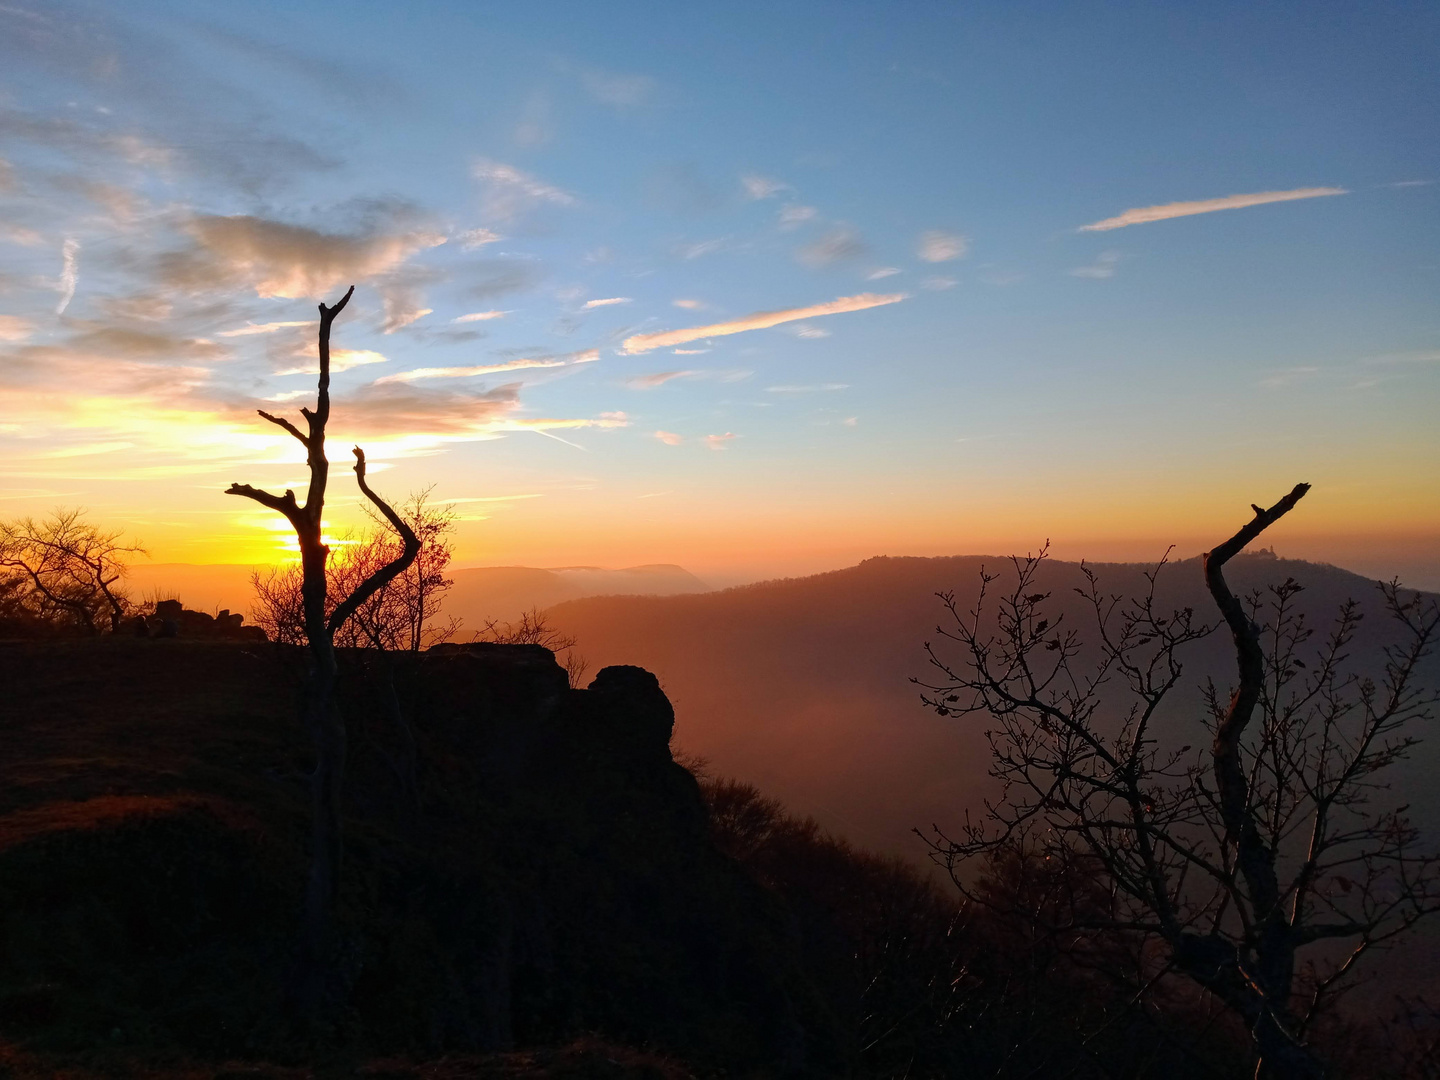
0,638,837,1074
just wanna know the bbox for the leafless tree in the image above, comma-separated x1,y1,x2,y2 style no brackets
225,286,420,1000
0,508,144,633
916,484,1440,1079
476,606,589,688
249,489,459,651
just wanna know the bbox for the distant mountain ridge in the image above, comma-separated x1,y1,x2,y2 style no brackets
545,552,1440,862
125,561,709,628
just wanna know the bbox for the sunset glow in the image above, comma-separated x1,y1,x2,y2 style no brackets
0,3,1436,593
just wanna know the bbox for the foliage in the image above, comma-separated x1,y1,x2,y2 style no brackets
0,508,144,635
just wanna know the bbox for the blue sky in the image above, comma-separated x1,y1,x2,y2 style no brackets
0,1,1436,583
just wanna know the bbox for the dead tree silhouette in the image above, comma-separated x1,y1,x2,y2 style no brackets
918,484,1440,1079
226,285,420,1007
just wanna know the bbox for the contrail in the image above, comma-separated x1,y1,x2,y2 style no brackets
55,237,79,314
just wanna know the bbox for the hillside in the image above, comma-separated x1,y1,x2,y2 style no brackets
0,639,834,1075
125,563,709,629
546,552,1440,863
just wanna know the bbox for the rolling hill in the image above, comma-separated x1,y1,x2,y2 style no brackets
546,552,1440,864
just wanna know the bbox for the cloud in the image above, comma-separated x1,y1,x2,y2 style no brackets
380,282,434,333
778,204,816,229
766,383,848,393
219,320,311,337
798,227,865,267
867,267,901,280
677,238,726,260
921,276,957,290
0,156,14,193
171,214,445,299
453,310,508,323
620,291,907,354
1070,250,1121,279
0,315,34,342
788,324,831,339
917,231,967,262
672,348,709,355
275,348,390,376
323,381,521,436
579,67,655,106
375,350,598,384
1360,349,1440,366
0,222,43,246
654,430,683,445
704,432,736,450
625,370,699,389
742,174,788,200
672,298,705,310
1079,187,1348,232
582,297,632,309
842,416,858,426
1258,366,1320,389
55,237,78,314
471,159,574,221
466,261,541,299
458,227,503,249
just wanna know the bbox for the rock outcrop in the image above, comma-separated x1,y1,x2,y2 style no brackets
0,638,833,1074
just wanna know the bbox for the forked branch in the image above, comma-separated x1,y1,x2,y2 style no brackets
326,446,421,637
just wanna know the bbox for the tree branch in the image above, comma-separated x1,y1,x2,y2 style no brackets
225,482,303,527
326,446,420,637
257,409,310,448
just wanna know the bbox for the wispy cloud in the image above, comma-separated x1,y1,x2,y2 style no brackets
381,292,432,333
219,320,311,337
654,430,683,445
0,315,34,342
55,237,78,314
672,348,709,355
705,432,736,450
1070,250,1121,278
1258,366,1320,389
453,310,508,323
375,349,598,384
583,296,632,309
867,267,901,280
742,174,788,200
1,221,43,246
1079,187,1347,232
621,291,907,354
275,347,390,376
577,65,655,107
458,227,503,249
1360,349,1440,366
921,276,957,290
625,370,699,388
672,298,706,310
766,383,848,393
798,226,865,267
471,159,574,221
778,204,816,229
174,214,445,299
917,231,967,262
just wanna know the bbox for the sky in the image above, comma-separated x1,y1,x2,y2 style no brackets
0,1,1437,587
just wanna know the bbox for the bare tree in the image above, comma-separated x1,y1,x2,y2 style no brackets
225,286,420,999
0,508,144,633
917,484,1440,1079
476,607,589,688
249,489,459,651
